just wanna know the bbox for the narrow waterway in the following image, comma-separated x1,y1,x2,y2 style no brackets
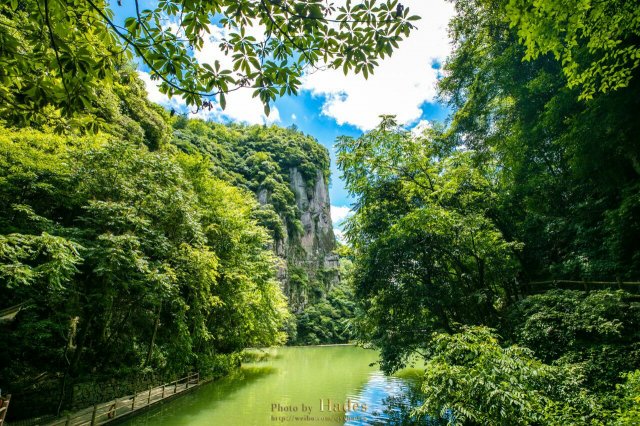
121,345,423,425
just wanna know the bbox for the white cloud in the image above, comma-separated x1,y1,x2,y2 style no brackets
218,87,281,124
301,0,454,130
139,69,280,125
291,113,297,121
140,1,453,128
334,228,347,244
139,71,222,121
138,71,187,110
331,205,353,228
411,119,433,136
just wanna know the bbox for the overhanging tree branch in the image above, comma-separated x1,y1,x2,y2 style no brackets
85,0,242,99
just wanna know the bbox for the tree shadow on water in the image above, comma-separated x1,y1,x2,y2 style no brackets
121,366,277,425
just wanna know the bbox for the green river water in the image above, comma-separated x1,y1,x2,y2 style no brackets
121,345,423,426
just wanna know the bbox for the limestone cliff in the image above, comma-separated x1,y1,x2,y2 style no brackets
259,167,339,312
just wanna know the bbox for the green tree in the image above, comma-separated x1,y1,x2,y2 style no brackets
614,370,640,425
293,276,357,345
337,117,520,373
441,0,640,282
417,327,604,425
332,0,640,420
506,290,640,392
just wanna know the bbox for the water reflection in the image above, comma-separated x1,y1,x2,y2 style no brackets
122,346,432,426
344,371,433,426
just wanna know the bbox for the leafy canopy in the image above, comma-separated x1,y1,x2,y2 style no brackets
442,0,640,282
333,0,640,421
0,0,420,122
506,0,640,99
506,290,640,392
0,127,289,418
337,116,520,373
418,326,606,425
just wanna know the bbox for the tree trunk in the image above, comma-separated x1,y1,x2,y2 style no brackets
145,305,161,367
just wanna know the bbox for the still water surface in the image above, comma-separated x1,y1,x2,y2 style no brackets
122,345,421,426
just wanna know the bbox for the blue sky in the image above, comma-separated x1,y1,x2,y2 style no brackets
111,0,454,232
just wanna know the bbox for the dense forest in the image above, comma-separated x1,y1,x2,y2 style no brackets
337,0,640,423
167,117,355,346
1,0,640,424
0,75,278,417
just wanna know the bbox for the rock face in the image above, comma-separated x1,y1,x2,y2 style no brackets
290,168,337,264
259,167,339,312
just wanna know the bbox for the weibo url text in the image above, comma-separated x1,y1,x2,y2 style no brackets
270,414,368,422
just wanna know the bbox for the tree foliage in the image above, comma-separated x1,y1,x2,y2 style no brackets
338,116,520,373
338,0,640,421
0,0,420,123
418,327,605,425
441,0,640,282
614,370,640,425
506,0,640,99
292,244,357,345
0,126,288,417
506,290,640,392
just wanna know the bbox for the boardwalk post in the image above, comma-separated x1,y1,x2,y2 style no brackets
186,376,189,390
65,413,71,426
174,381,177,394
132,392,137,410
0,394,11,426
147,387,152,406
161,385,165,398
91,404,98,425
107,399,117,420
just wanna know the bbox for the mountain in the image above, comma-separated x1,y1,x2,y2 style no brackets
170,119,340,314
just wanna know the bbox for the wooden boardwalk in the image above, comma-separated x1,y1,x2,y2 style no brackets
45,373,199,426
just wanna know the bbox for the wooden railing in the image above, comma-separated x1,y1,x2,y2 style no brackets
524,279,640,294
0,395,11,426
45,373,199,426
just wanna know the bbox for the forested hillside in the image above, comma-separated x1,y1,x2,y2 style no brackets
172,122,336,295
170,120,361,345
0,71,285,419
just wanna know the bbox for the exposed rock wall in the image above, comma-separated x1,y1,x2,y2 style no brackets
257,167,339,312
290,168,338,266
